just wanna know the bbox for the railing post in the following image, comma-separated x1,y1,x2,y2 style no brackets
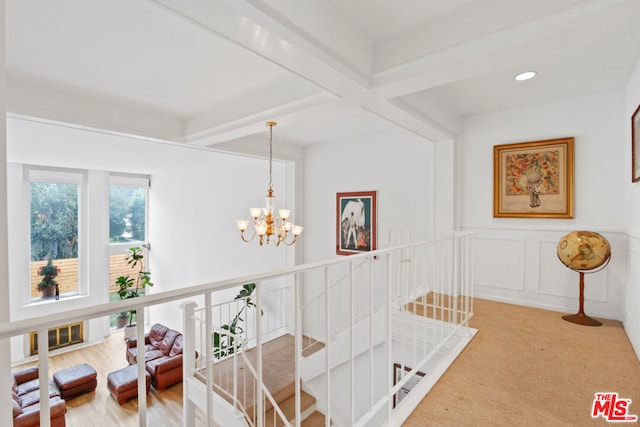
349,260,355,426
256,281,263,427
294,273,301,427
136,304,147,426
369,258,374,412
0,337,10,427
181,301,198,427
37,326,51,427
205,291,214,427
467,235,475,328
324,266,331,427
385,252,393,425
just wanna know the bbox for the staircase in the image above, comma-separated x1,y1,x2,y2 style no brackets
264,388,326,427
197,334,329,426
182,232,475,427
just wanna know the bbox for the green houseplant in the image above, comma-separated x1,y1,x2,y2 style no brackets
37,259,60,299
116,244,153,329
212,283,259,359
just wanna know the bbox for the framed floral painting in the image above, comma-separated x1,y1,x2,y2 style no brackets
336,191,376,255
493,137,574,218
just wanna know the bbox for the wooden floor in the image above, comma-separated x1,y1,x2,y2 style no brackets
13,328,205,427
13,330,326,426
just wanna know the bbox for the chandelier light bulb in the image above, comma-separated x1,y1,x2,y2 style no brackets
514,71,537,81
279,209,291,221
249,208,262,219
256,223,267,236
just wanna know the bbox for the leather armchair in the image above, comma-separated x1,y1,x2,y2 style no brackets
12,366,66,427
126,323,184,391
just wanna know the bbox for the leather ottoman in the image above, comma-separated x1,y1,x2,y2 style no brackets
107,365,150,405
53,363,97,399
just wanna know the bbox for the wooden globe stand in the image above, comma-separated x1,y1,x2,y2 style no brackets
562,271,602,327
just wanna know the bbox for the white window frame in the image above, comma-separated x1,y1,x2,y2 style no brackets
108,174,150,255
26,166,87,302
108,173,151,325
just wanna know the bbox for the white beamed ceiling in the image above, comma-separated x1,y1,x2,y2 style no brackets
5,0,640,148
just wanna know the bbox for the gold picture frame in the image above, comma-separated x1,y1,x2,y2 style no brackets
493,137,574,218
632,104,640,182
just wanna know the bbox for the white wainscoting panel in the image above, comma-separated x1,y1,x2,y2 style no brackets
625,235,640,360
465,228,626,321
474,236,525,291
537,239,608,303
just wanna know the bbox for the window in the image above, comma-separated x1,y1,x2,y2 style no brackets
109,175,150,327
109,177,148,243
29,169,83,300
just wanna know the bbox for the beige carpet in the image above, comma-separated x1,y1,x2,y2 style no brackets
404,298,640,427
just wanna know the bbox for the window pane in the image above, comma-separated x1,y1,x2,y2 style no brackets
59,327,69,345
48,329,57,348
30,182,79,299
109,186,146,243
71,324,82,342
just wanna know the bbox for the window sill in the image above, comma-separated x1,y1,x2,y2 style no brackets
26,292,87,307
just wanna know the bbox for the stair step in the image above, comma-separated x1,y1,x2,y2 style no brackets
301,411,329,426
264,390,316,427
302,336,325,358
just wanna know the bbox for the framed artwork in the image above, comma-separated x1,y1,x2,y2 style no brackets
336,191,376,255
493,137,574,218
393,363,425,408
632,104,640,182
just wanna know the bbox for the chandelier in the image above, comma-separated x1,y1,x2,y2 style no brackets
236,121,303,246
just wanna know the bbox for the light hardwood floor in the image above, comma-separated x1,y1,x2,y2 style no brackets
13,328,205,427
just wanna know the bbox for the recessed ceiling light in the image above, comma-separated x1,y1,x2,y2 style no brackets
514,71,537,81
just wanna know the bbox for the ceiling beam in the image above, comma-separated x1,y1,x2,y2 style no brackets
151,0,455,144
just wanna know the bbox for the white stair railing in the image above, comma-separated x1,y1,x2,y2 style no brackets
239,350,290,427
297,232,474,427
189,285,290,426
0,231,473,427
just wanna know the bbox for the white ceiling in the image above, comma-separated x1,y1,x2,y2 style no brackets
5,0,640,151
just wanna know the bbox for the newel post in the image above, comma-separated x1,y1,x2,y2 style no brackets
181,301,198,427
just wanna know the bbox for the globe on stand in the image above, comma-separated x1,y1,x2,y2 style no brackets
557,230,611,326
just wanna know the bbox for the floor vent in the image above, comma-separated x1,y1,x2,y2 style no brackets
30,322,83,355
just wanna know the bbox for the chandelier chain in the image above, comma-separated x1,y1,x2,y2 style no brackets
268,122,273,190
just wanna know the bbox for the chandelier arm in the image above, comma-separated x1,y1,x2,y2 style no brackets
239,230,257,243
282,235,298,246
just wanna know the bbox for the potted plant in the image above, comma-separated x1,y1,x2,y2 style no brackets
116,311,129,329
37,259,60,300
212,283,259,359
116,244,153,338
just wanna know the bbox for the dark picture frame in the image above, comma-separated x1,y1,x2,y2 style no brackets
632,104,640,182
336,191,376,255
493,137,574,219
393,363,425,408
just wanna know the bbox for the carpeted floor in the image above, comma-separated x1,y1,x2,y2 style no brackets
404,298,640,426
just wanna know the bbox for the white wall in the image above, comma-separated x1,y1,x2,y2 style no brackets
460,89,627,320
6,117,116,361
301,128,436,306
4,117,295,360
148,154,293,329
624,59,640,359
302,129,436,261
0,2,13,417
